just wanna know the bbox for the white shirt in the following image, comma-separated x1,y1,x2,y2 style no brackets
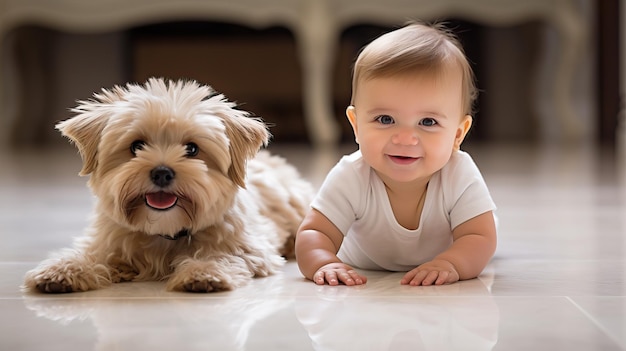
311,150,496,271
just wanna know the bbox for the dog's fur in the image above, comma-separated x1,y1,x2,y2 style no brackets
22,78,314,293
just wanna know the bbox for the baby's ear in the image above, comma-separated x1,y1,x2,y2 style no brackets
222,111,270,188
56,103,111,176
454,115,473,151
346,106,359,144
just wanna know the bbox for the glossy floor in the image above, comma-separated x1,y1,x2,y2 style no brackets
1,142,625,351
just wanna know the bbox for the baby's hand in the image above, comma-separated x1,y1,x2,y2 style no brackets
313,262,367,286
401,259,460,286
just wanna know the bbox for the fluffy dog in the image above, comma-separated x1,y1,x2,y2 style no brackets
23,78,314,293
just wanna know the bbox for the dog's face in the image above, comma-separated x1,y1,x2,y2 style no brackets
56,78,269,238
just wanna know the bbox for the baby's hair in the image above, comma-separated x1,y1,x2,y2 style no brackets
350,21,477,116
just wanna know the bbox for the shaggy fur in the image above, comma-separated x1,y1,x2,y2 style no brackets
22,78,314,293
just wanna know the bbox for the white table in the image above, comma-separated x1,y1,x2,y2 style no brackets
0,0,586,147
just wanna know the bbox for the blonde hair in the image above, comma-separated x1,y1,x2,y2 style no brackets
351,22,477,115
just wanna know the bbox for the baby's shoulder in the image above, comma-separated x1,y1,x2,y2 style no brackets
322,150,371,192
335,150,370,178
441,150,480,176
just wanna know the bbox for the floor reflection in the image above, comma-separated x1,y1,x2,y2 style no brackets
294,275,499,351
23,275,295,351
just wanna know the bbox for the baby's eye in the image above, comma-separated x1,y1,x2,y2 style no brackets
375,115,395,125
419,118,438,127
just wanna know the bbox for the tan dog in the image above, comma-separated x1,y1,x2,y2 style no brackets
23,78,314,293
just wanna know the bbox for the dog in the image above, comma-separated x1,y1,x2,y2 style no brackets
22,78,314,293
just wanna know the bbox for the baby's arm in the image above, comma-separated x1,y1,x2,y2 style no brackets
401,211,497,286
295,209,367,286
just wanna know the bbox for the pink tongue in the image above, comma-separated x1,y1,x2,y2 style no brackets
145,192,178,210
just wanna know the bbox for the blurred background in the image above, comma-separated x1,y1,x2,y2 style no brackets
0,0,622,149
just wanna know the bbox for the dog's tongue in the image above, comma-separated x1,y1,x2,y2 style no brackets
145,192,178,210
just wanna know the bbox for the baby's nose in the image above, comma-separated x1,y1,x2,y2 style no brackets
391,129,418,145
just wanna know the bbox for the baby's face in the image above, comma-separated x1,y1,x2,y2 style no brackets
347,69,471,186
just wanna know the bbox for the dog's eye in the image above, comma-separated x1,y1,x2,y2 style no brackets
130,140,146,156
185,142,199,157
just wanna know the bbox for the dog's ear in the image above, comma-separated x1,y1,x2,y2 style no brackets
223,114,269,188
56,105,110,176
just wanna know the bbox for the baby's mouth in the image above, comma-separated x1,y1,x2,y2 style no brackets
389,155,419,164
145,191,178,210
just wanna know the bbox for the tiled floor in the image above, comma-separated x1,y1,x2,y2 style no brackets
1,141,625,350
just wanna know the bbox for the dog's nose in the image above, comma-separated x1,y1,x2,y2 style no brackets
150,166,175,187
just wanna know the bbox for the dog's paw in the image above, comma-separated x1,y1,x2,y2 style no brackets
183,278,230,293
23,257,111,294
171,273,237,293
167,258,253,293
35,281,74,294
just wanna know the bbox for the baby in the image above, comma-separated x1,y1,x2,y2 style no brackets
295,22,497,286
